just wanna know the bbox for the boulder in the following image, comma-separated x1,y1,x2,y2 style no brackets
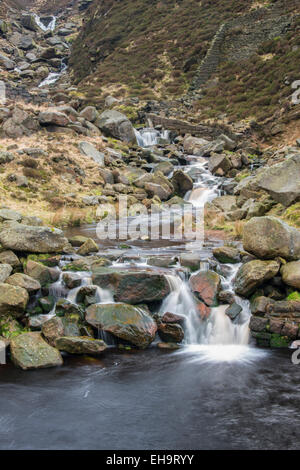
85,303,157,348
0,250,21,267
78,141,104,166
189,270,220,306
39,111,70,127
77,238,99,255
0,53,15,70
79,106,98,122
212,195,237,212
213,246,240,264
255,154,300,206
91,267,170,304
10,332,63,370
234,260,280,297
243,217,300,261
208,154,232,175
95,110,136,143
144,182,173,201
0,264,12,283
225,303,242,320
281,261,300,289
157,323,184,343
0,209,22,222
21,14,39,31
161,312,185,325
42,316,64,346
0,223,69,253
24,260,59,286
183,136,209,155
171,170,193,197
155,161,174,176
55,336,107,355
3,107,39,138
0,283,29,316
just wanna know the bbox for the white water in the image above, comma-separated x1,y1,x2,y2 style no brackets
39,59,68,88
33,14,56,32
134,128,170,147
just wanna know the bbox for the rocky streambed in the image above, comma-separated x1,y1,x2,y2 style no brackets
0,132,300,371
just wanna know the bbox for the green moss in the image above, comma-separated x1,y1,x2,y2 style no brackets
287,291,300,301
270,333,290,348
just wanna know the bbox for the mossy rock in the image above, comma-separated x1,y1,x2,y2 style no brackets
270,333,290,349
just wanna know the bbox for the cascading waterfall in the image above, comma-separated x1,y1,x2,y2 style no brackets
33,14,56,32
39,58,68,88
134,128,170,147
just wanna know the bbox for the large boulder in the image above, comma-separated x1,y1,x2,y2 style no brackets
255,154,300,206
39,110,70,127
55,336,107,355
0,283,28,316
234,154,300,206
85,303,157,348
10,332,63,370
92,267,170,304
243,217,300,261
234,260,280,297
0,223,69,253
157,322,184,343
189,270,220,306
281,261,300,289
95,110,136,143
208,154,232,175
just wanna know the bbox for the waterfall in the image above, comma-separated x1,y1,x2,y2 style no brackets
161,266,251,347
161,275,201,344
134,128,170,147
33,14,56,32
39,59,68,88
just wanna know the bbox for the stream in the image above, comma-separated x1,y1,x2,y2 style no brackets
1,129,300,449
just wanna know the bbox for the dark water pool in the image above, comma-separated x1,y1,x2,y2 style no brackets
0,346,299,450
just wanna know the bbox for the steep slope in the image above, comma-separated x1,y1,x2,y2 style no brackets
69,0,300,132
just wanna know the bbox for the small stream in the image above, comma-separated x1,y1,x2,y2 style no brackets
1,129,299,449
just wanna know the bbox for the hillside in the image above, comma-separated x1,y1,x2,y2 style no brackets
69,0,300,132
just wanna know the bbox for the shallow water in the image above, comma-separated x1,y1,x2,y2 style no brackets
0,347,299,450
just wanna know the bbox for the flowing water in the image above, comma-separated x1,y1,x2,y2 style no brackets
1,128,299,449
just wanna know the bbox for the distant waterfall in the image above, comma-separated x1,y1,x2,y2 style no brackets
135,128,170,147
33,14,56,32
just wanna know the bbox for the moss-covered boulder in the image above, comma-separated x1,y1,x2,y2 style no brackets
234,260,280,297
243,217,300,261
213,246,240,264
10,332,63,370
85,303,157,348
55,336,107,355
91,267,170,304
0,283,29,317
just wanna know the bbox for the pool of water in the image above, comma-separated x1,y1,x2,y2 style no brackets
1,347,299,450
